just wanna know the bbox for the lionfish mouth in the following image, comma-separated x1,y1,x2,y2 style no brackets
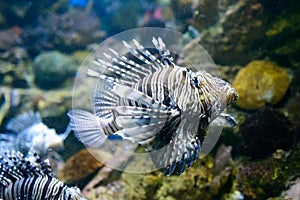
233,91,239,101
226,88,239,105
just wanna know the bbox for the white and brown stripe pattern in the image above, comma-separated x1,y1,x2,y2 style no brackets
0,150,85,200
69,37,238,175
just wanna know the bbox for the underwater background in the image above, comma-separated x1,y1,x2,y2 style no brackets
0,0,300,199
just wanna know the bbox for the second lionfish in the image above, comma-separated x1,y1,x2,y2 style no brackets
0,150,86,200
69,37,238,176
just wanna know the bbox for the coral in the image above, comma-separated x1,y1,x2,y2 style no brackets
232,60,290,110
0,1,61,28
33,51,77,89
58,149,103,186
239,106,296,159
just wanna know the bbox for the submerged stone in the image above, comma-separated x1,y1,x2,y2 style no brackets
232,60,290,110
58,149,104,186
33,51,78,89
239,106,296,159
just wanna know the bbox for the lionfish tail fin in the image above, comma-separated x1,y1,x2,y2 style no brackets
68,109,107,148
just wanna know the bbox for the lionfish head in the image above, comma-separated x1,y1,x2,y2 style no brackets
224,84,238,105
190,71,238,109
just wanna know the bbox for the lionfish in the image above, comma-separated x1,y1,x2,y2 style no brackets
0,111,69,157
69,37,238,175
0,150,86,200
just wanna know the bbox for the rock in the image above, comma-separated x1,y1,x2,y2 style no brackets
119,154,234,200
0,27,22,50
237,157,285,199
58,149,104,186
80,151,236,199
33,51,78,89
232,60,290,110
0,58,31,89
237,145,300,199
1,86,73,132
21,9,104,54
239,106,296,159
285,178,300,200
192,0,265,65
192,0,300,67
285,67,300,121
170,0,194,21
263,0,300,67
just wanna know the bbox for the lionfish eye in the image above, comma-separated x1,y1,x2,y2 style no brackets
191,77,201,88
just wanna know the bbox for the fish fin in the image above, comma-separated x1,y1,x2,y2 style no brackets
6,111,42,133
89,70,170,118
68,109,107,148
114,105,178,127
112,83,169,110
150,119,201,176
91,38,174,88
0,132,15,149
214,113,237,127
152,37,175,64
113,106,180,144
114,121,166,144
87,70,120,119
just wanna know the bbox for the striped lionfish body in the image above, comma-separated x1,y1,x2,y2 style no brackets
0,150,86,200
69,37,238,175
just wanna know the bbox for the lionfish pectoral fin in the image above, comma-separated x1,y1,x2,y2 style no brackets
114,106,177,128
114,120,166,144
215,113,237,127
113,105,180,145
68,109,107,148
150,119,201,176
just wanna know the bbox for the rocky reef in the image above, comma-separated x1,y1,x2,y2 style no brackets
239,106,298,159
33,51,78,89
192,0,265,65
192,0,300,67
232,60,290,110
237,144,300,199
77,145,239,200
21,9,104,55
0,0,299,199
58,149,104,187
